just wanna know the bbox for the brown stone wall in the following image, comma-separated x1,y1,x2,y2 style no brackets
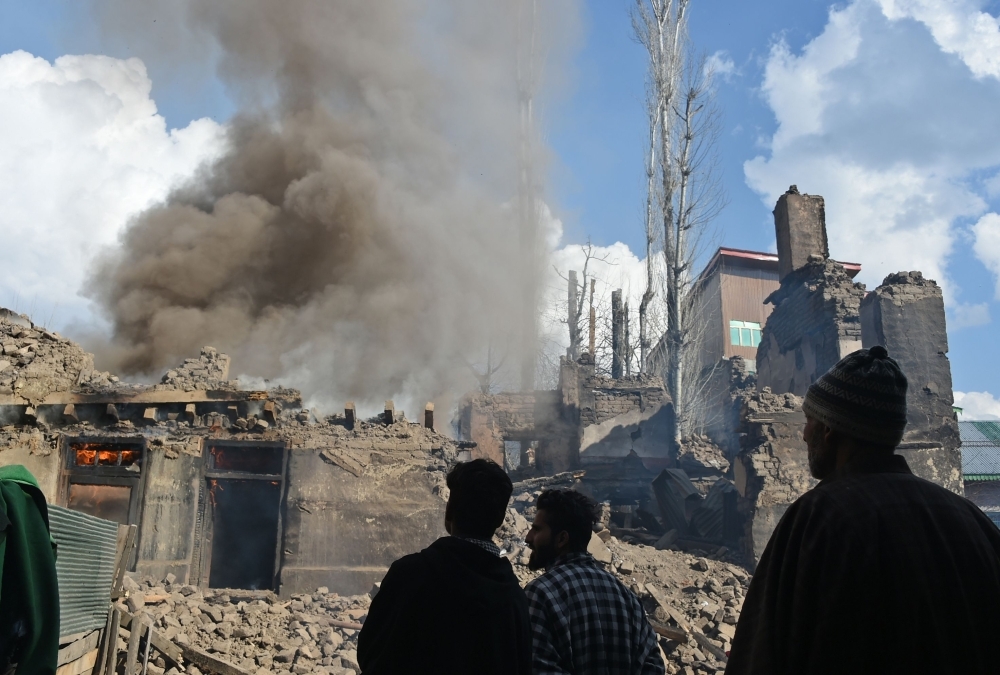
861,271,962,493
733,392,816,566
757,258,865,396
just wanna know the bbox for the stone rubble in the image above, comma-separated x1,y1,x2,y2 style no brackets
0,309,113,402
141,499,749,675
494,480,749,674
158,347,240,392
120,574,370,675
677,436,730,477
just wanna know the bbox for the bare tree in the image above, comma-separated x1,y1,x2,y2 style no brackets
464,340,510,395
633,0,725,441
560,241,611,360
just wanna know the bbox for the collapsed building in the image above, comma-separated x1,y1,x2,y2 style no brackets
0,313,458,596
733,187,963,563
462,185,964,570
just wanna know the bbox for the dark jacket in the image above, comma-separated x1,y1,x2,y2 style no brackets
0,465,59,675
358,536,531,675
727,454,1000,675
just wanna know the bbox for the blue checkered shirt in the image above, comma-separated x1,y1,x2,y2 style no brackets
524,552,664,675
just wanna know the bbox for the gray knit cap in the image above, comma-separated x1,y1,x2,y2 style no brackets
802,345,908,447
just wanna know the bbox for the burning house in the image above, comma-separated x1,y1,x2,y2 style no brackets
0,320,460,597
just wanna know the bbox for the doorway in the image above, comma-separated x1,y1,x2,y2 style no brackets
208,478,282,590
201,441,287,590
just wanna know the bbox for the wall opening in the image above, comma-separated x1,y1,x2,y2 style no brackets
200,441,287,590
61,438,146,526
207,478,282,590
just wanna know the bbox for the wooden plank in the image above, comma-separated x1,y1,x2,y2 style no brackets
113,525,138,595
55,649,99,675
124,617,145,675
94,608,116,675
119,610,183,667
140,626,153,675
101,609,121,675
649,620,689,643
180,645,253,675
60,630,95,647
58,631,101,666
645,583,691,633
692,631,728,664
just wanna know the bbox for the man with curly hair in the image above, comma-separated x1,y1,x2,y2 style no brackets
524,489,664,674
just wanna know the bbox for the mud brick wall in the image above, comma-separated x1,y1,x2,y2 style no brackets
733,393,817,567
757,258,865,396
861,271,962,493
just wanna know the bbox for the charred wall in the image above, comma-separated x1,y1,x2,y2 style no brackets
460,356,674,473
756,258,866,396
861,271,962,493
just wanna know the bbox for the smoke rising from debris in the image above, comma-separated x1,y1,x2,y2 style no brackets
88,0,579,410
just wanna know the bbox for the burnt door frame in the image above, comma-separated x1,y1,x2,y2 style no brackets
59,435,148,527
196,440,289,590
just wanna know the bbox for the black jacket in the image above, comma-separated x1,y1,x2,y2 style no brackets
358,536,531,675
727,454,1000,675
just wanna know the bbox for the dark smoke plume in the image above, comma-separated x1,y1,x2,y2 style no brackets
88,0,579,411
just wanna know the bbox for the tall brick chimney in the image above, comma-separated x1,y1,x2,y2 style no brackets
773,185,829,280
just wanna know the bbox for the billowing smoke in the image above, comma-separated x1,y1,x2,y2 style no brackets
88,0,579,412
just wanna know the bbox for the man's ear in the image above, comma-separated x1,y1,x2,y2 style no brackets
555,529,571,550
822,423,837,446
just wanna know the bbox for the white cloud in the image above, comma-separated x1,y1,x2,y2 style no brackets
949,301,991,329
972,212,1000,298
954,390,1000,420
877,0,1000,79
541,234,661,371
0,50,223,327
746,0,1000,295
706,51,736,81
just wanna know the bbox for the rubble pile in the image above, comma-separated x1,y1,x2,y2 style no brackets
491,475,748,673
677,436,730,478
159,347,240,391
740,387,801,416
120,575,368,675
0,310,105,401
607,539,749,675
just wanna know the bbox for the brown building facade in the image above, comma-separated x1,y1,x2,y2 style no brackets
689,247,860,375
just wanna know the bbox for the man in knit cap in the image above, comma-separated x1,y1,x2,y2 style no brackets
727,346,1000,675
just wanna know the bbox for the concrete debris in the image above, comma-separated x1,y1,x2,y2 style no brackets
159,347,238,392
677,436,730,476
118,575,368,675
492,478,749,673
0,310,109,403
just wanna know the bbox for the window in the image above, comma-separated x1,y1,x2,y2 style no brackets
729,320,762,348
63,439,145,526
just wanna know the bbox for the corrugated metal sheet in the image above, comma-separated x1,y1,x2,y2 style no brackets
49,505,119,637
960,421,1000,477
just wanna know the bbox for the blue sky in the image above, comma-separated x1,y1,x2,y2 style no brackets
2,0,1000,412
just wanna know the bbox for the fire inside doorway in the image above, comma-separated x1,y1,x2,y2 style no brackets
62,438,145,526
203,442,287,590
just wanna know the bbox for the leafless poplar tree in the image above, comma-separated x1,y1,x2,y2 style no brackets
633,0,724,440
561,241,611,360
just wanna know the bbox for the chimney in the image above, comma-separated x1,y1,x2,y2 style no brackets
345,402,356,429
773,185,829,280
383,400,395,425
424,402,434,430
